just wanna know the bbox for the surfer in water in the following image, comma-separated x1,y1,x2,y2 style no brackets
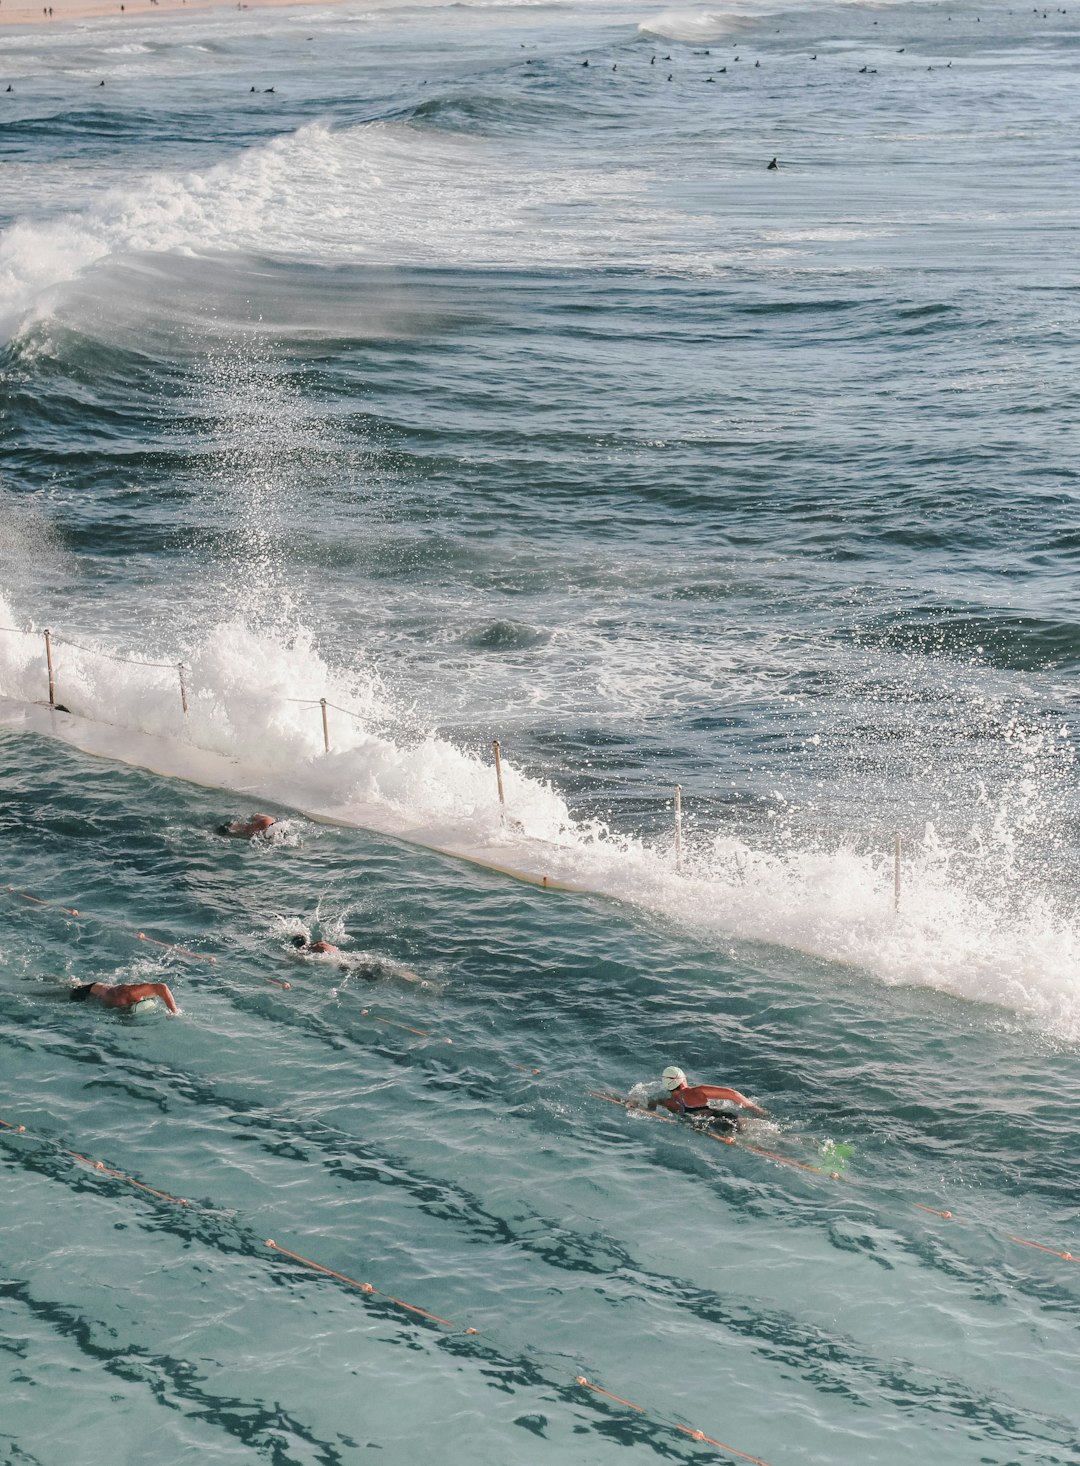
219,813,276,839
647,1066,766,1132
70,980,180,1015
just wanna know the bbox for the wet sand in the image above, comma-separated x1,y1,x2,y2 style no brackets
1,0,330,26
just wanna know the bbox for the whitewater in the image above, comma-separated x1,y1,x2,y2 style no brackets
2,0,1079,1462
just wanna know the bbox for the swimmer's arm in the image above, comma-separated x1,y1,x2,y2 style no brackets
389,963,423,984
700,1085,767,1117
147,983,180,1015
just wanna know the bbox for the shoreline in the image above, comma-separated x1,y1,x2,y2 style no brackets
1,0,333,29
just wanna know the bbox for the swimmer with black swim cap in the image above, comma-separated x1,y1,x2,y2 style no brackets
71,980,180,1015
647,1065,765,1130
291,935,339,955
219,813,276,838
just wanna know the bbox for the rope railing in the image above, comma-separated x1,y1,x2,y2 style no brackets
51,633,179,671
0,620,912,901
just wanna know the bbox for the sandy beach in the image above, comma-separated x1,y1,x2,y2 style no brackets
1,0,326,27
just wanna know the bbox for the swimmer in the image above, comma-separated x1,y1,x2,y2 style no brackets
291,935,339,956
647,1065,766,1131
219,813,276,839
70,981,179,1015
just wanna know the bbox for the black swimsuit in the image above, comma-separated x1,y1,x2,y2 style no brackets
684,1106,739,1135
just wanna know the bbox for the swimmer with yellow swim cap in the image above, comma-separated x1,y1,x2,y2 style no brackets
647,1065,766,1131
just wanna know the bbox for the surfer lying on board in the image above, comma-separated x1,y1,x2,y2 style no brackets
70,981,180,1015
219,813,276,839
647,1066,766,1132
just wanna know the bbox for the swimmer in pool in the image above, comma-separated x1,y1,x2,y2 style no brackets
291,936,339,956
219,813,276,839
70,981,180,1015
290,935,424,985
647,1065,766,1131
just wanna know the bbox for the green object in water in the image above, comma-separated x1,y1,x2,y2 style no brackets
820,1140,854,1172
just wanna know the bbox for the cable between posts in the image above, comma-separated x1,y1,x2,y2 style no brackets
52,635,178,671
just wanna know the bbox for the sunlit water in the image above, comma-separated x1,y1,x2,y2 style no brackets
2,0,1079,1461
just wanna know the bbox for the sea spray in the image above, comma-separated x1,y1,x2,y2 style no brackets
2,594,1079,1040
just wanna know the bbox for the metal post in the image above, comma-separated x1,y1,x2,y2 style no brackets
177,663,189,716
493,740,506,806
894,833,902,913
320,698,331,754
674,785,683,873
43,629,55,708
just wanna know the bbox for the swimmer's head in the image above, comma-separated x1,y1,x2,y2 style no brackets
250,814,275,832
70,982,96,1002
291,935,307,949
661,1066,687,1091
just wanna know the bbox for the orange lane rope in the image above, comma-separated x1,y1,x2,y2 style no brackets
264,1238,773,1459
135,931,216,963
673,1422,775,1466
1004,1236,1076,1262
63,1150,190,1206
574,1376,645,1412
589,1092,1079,1266
357,1009,452,1043
1,1115,189,1206
264,1240,472,1330
561,1372,783,1462
1,884,218,964
0,1109,782,1464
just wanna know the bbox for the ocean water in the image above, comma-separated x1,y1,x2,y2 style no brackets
2,0,1079,1462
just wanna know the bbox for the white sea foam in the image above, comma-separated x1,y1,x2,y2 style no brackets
0,112,739,342
2,588,1078,1041
638,9,747,41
